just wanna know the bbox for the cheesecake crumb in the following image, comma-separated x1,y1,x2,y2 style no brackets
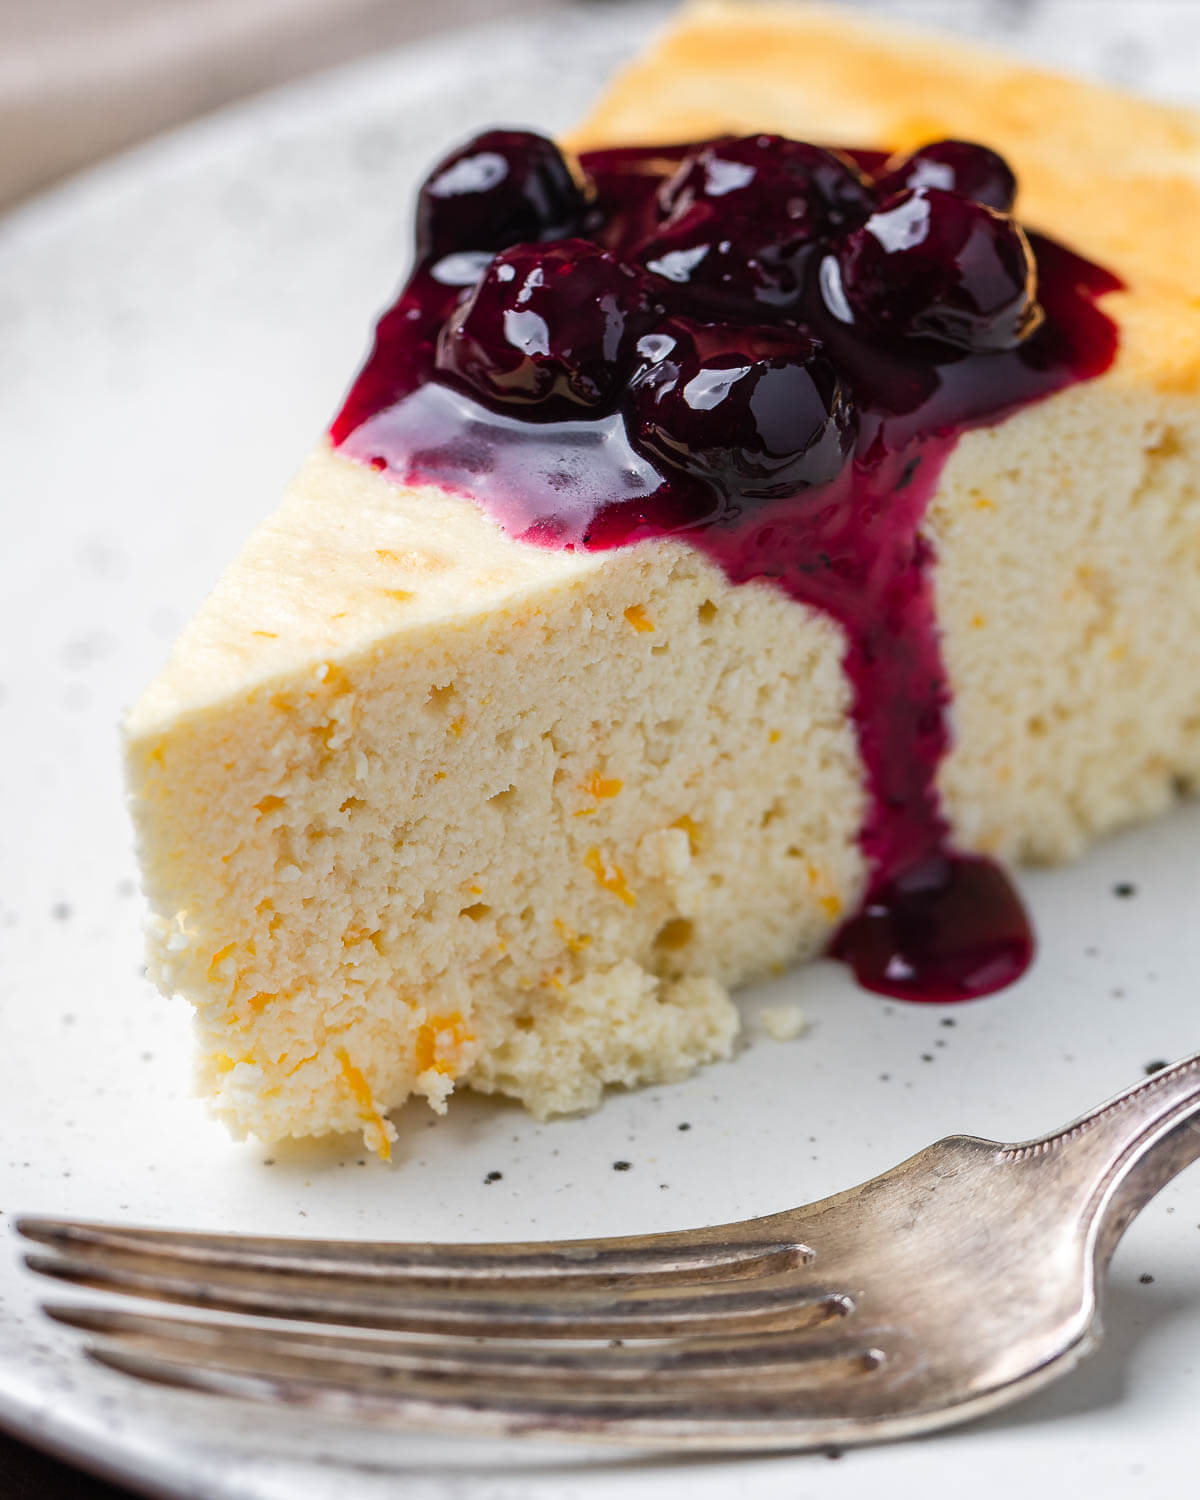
758,1003,808,1042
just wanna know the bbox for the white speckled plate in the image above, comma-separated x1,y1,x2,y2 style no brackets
3,3,1200,1496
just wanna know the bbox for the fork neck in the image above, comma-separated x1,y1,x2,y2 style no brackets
1005,1052,1200,1271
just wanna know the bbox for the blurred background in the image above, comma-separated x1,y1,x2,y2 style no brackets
1,0,567,210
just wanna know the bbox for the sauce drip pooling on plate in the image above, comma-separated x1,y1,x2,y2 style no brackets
332,129,1123,1003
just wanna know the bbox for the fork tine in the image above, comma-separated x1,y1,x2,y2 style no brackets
48,1304,883,1388
15,1217,807,1289
26,1249,847,1339
82,1336,896,1447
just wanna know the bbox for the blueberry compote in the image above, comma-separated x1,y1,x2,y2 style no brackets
332,130,1122,1003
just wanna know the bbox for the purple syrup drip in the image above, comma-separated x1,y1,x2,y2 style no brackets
331,138,1122,1004
831,852,1034,1002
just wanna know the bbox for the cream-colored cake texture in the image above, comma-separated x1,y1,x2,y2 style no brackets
125,1,1200,1156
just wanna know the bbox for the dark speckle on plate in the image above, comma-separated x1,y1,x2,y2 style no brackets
1113,881,1137,898
1145,1060,1169,1075
613,1160,632,1172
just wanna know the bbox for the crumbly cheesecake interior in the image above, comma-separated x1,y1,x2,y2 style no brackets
128,457,861,1151
125,1,1200,1153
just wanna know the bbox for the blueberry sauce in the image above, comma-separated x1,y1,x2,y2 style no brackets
332,131,1122,1003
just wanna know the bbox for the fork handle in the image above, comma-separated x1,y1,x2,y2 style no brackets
1006,1051,1200,1269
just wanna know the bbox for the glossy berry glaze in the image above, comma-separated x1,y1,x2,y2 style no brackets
332,130,1122,1002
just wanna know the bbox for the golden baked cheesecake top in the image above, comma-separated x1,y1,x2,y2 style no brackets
577,1,1200,304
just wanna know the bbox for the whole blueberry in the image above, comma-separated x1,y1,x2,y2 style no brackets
874,139,1017,213
635,136,874,313
435,240,653,418
819,187,1042,352
657,135,874,237
415,130,586,261
628,318,855,502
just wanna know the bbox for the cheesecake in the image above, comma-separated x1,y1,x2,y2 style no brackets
125,1,1200,1156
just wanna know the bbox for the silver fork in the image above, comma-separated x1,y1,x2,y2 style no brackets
17,1051,1200,1452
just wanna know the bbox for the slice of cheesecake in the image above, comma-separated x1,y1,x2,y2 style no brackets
125,1,1200,1155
